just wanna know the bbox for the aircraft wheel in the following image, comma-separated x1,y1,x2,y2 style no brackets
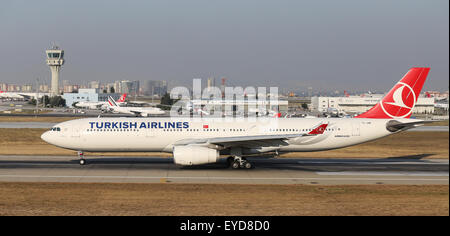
231,161,240,169
244,162,252,169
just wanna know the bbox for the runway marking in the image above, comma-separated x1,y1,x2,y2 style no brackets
316,171,449,177
0,175,447,182
298,161,449,165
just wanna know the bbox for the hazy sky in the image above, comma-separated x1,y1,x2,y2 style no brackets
0,0,448,92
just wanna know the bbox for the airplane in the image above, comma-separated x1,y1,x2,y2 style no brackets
0,90,50,100
185,101,280,117
107,96,165,116
248,107,281,117
42,67,432,169
74,93,127,109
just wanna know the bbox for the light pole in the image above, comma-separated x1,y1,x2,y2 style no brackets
35,78,39,116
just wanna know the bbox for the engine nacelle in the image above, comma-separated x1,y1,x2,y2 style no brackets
173,146,219,166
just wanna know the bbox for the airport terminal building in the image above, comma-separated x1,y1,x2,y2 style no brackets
311,96,435,114
63,89,122,108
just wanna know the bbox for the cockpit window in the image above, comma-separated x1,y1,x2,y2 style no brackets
51,127,61,131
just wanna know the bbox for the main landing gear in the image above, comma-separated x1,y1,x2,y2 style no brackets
78,151,86,165
228,147,253,169
227,156,253,169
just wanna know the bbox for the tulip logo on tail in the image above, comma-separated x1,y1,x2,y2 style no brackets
355,67,430,119
380,82,416,118
117,93,127,103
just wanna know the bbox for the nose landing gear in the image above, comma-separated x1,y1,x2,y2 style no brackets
78,151,86,165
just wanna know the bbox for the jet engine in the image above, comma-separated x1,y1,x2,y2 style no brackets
173,146,219,166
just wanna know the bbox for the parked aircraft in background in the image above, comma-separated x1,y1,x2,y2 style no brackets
107,96,165,116
0,90,50,100
75,93,127,110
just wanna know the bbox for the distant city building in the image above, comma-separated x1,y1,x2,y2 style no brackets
142,80,168,97
89,81,100,89
131,80,140,96
62,80,70,87
207,77,215,92
64,85,78,93
7,84,19,92
39,84,50,93
425,90,449,99
105,82,116,93
114,81,121,94
118,80,140,96
21,85,33,92
120,80,133,94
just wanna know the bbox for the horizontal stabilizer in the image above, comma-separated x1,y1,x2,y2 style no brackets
386,120,434,132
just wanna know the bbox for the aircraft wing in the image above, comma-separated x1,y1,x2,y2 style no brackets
174,123,328,148
128,109,145,116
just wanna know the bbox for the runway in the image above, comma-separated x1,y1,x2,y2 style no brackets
0,155,447,185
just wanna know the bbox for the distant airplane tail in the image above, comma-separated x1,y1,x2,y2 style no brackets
117,93,127,103
108,96,119,107
355,67,430,119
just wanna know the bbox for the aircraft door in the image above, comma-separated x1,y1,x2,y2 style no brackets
146,128,155,138
352,121,360,136
72,127,81,137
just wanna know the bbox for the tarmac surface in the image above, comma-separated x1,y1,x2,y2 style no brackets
0,155,447,185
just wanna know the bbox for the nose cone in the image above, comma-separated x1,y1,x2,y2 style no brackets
41,131,52,144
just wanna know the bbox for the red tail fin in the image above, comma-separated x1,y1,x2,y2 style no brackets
117,93,127,102
355,67,430,119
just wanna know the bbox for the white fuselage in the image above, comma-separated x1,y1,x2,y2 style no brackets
41,117,398,154
75,101,108,109
75,101,126,110
110,106,165,116
0,92,50,100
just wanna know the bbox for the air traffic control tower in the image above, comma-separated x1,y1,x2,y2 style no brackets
46,46,65,96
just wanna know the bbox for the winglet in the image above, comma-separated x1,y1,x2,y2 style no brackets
308,123,328,135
